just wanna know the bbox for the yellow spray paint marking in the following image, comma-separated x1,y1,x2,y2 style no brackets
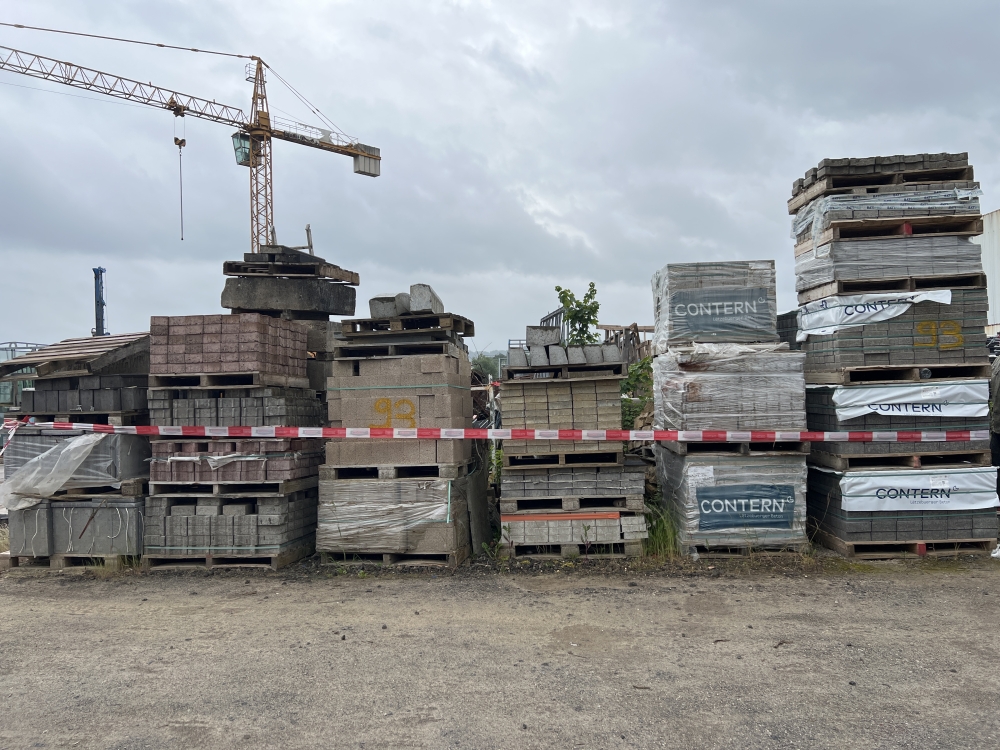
915,320,964,350
369,397,416,428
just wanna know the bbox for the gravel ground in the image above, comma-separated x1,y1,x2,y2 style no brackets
1,555,999,749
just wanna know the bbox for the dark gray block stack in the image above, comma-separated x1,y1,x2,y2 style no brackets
786,153,999,548
651,261,778,354
8,499,145,559
807,467,998,544
650,261,808,553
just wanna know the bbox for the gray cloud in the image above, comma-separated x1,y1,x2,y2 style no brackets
2,0,999,348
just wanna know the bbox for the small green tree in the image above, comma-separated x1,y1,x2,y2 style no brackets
555,282,600,345
621,356,653,429
471,351,499,381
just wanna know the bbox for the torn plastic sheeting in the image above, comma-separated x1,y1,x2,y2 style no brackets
0,433,109,511
796,289,952,340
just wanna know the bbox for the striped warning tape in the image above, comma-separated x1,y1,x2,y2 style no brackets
2,419,991,443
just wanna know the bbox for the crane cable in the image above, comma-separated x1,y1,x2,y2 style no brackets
0,21,251,59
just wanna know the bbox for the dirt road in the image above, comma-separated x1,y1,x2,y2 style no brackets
1,559,999,749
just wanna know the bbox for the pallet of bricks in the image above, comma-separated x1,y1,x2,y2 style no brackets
143,313,324,570
651,261,809,556
781,152,998,558
0,334,153,569
500,325,647,558
316,285,489,569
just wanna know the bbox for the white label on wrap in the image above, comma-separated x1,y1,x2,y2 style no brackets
831,380,989,421
796,289,952,341
687,466,714,488
838,467,999,512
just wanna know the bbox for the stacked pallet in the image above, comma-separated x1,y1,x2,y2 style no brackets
651,261,809,555
3,430,149,569
500,324,647,558
316,287,488,568
1,334,153,569
143,313,323,569
783,152,998,557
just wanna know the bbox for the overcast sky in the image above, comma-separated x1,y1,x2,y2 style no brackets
2,1,999,350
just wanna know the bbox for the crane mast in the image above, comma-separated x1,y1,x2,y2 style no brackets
0,44,380,253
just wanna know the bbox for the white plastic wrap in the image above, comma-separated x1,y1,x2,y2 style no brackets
0,433,109,511
797,290,952,340
653,343,806,431
655,444,808,548
792,189,982,251
317,478,469,554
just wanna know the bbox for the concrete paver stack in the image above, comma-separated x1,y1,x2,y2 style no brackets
782,153,999,556
140,242,356,569
651,261,809,554
501,326,647,557
2,334,153,568
316,286,487,567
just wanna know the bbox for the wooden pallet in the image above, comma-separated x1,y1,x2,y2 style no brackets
686,543,811,559
4,553,139,570
797,272,986,304
499,495,645,514
142,535,314,571
808,449,991,472
147,372,310,389
223,259,359,284
341,313,474,338
661,440,810,456
148,476,318,498
49,477,149,499
500,541,642,559
4,410,149,426
787,168,976,213
812,528,995,559
319,462,469,480
504,450,624,469
805,362,990,385
319,547,469,569
794,215,983,256
503,362,626,380
321,339,465,359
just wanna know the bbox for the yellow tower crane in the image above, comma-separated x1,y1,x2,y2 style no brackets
0,45,380,252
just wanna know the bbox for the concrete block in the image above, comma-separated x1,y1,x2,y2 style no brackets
409,284,444,314
583,345,604,364
221,276,355,316
548,346,568,365
170,505,198,516
526,326,561,346
601,344,621,363
567,346,587,364
529,346,549,367
508,348,528,368
369,292,411,318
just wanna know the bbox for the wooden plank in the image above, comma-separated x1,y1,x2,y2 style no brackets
812,528,995,559
804,362,990,385
661,440,810,457
808,450,991,472
794,216,983,255
143,534,315,571
149,476,318,498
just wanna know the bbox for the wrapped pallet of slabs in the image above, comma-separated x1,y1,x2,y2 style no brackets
795,235,983,293
316,473,484,567
653,343,807,432
3,431,150,485
655,444,808,550
791,188,982,254
807,466,999,546
651,261,778,353
795,287,989,370
806,380,990,464
8,499,145,560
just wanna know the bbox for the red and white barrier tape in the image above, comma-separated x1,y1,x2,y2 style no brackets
2,419,991,443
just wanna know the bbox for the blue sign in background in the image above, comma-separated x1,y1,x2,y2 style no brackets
696,484,796,531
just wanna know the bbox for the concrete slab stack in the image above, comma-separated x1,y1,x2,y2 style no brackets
4,429,150,568
651,260,809,554
784,153,999,556
143,313,322,569
500,325,647,558
316,287,487,567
